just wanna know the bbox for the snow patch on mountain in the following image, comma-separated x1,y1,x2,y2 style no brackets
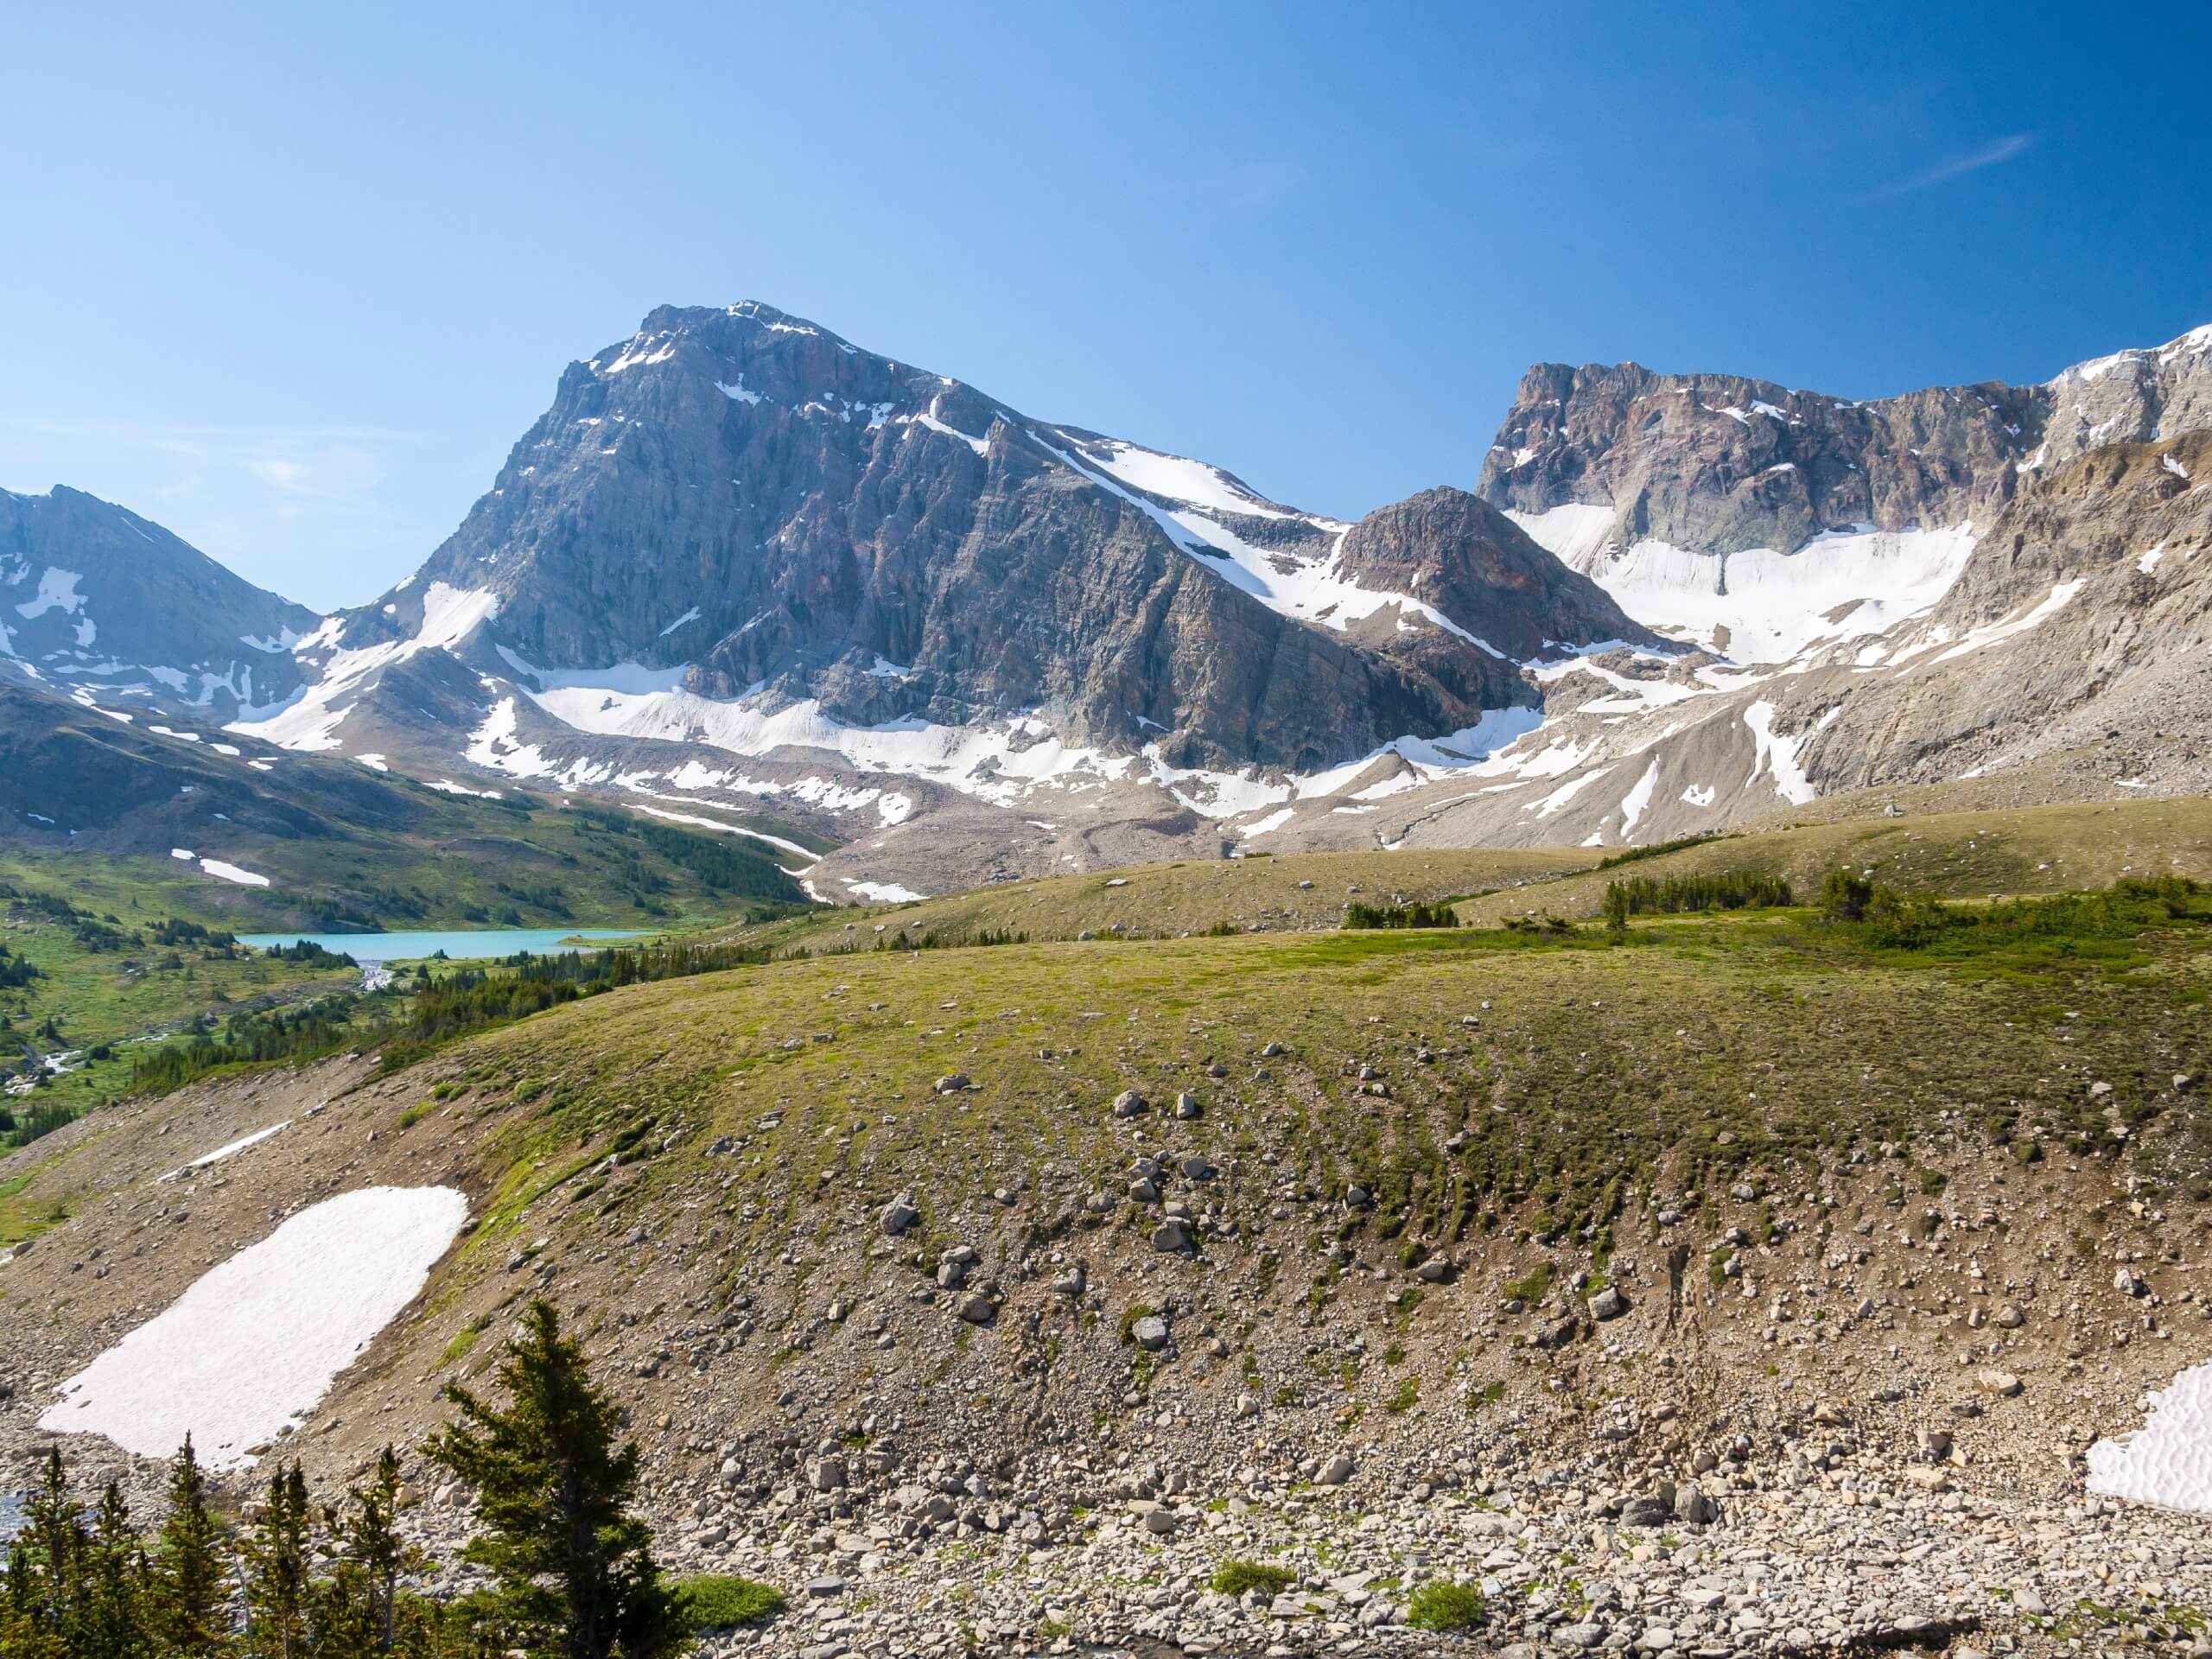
1058,433,1296,521
1510,516,1979,666
478,662,1544,823
2089,1358,2212,1514
1033,433,1503,654
231,582,499,752
1743,700,1839,806
39,1186,467,1469
15,568,86,620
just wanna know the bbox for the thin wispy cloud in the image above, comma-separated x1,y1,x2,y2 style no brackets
0,416,446,609
1873,132,2034,199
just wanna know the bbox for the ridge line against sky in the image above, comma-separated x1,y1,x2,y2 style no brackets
3,1,2207,612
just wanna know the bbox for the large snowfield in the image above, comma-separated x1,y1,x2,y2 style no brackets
38,1185,468,1469
2088,1359,2212,1515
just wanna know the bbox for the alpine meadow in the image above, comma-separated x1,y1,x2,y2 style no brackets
6,7,2212,1658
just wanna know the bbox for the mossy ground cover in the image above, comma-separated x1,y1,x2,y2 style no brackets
755,843,1605,955
409,880,2211,1300
0,1164,70,1246
1454,798,2212,926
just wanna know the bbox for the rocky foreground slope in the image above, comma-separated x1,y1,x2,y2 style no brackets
4,869,2209,1656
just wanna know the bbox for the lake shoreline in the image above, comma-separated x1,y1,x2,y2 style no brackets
235,926,652,962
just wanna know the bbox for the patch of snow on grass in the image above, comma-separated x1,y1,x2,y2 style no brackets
626,802,818,861
39,1186,467,1468
844,880,926,903
198,858,270,887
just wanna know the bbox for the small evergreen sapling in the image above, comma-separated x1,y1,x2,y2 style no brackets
429,1300,680,1659
241,1463,313,1658
151,1435,229,1659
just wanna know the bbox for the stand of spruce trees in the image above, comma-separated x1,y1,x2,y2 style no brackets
0,1302,695,1659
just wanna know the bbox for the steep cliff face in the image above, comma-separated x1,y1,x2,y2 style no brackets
1478,323,2212,568
1478,362,2038,562
270,302,1637,786
1781,429,2212,796
0,486,317,720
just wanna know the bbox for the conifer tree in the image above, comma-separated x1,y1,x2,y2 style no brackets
349,1446,410,1654
73,1483,149,1659
429,1300,679,1659
241,1463,312,1659
11,1449,85,1654
310,1446,419,1656
0,1538,67,1659
150,1436,228,1658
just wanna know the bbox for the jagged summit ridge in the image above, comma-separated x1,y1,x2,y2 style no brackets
242,301,1641,810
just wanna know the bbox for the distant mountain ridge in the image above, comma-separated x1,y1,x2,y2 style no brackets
1478,323,2212,564
0,486,317,721
6,308,2210,896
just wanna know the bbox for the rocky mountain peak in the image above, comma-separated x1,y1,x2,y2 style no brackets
1334,486,1656,659
0,486,317,721
264,301,1642,800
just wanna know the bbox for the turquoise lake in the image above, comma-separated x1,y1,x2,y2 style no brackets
236,928,648,961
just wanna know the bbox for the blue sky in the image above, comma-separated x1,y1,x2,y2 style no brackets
3,2,2207,610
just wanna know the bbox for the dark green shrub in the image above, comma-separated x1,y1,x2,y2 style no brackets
1210,1560,1296,1598
1407,1579,1486,1631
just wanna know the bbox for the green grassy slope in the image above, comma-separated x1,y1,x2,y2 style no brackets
1,679,817,932
750,844,1605,956
397,879,2209,1296
1452,798,2212,925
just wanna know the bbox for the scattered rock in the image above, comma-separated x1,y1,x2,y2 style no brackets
956,1292,995,1325
879,1192,920,1236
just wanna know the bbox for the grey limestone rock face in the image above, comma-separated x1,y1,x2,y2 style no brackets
330,302,1637,779
1474,324,2212,563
